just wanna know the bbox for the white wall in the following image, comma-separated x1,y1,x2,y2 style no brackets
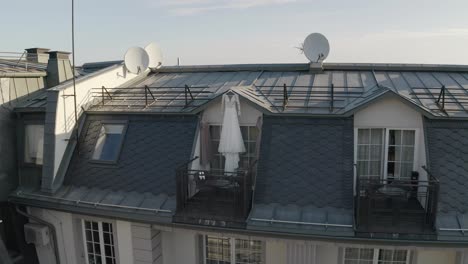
51,65,140,178
116,220,134,264
202,96,262,125
416,249,457,264
265,239,287,264
161,229,198,264
28,208,78,264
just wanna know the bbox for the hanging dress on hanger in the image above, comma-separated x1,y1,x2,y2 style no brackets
218,93,246,173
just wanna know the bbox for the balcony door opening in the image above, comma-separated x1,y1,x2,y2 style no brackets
356,128,416,181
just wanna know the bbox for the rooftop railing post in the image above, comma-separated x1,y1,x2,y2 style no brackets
330,83,335,112
145,85,148,106
282,83,288,111
101,86,105,106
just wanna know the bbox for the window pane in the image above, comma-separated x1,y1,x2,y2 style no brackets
394,250,407,261
83,221,115,264
402,130,415,145
359,249,374,260
389,130,401,145
345,248,359,259
370,146,382,161
387,146,396,162
370,129,384,144
357,145,369,160
235,238,263,264
358,129,370,144
24,124,44,165
93,124,125,161
379,249,393,261
369,161,381,177
401,147,414,162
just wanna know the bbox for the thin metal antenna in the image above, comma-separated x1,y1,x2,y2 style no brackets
71,0,79,146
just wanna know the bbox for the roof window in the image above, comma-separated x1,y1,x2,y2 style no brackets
92,124,125,162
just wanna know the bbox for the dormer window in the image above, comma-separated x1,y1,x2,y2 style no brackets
92,124,126,162
24,124,44,165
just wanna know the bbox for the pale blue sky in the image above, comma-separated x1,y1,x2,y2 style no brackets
2,0,468,66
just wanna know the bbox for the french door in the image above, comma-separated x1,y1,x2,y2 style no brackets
357,128,416,180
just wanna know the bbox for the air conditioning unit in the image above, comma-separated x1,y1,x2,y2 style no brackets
24,223,50,246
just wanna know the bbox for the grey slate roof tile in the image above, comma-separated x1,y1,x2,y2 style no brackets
254,116,354,209
64,115,198,197
425,118,468,213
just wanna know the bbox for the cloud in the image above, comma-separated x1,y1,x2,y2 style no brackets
362,28,468,40
153,0,298,15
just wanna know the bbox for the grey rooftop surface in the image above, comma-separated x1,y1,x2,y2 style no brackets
425,119,468,240
65,114,198,196
88,63,468,118
0,59,47,76
248,116,354,235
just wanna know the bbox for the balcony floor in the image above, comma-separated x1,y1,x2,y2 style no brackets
174,187,247,228
356,196,436,237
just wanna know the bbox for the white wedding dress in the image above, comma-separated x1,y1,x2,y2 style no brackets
218,93,246,173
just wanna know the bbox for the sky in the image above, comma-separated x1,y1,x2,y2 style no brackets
2,0,468,66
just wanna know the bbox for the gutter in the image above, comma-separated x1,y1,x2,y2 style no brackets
249,218,353,228
14,191,172,213
15,206,61,264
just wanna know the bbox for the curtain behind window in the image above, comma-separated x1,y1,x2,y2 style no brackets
24,124,44,165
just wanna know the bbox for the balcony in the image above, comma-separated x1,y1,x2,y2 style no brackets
174,158,255,228
355,169,440,238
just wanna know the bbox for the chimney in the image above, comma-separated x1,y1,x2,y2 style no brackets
46,51,74,87
25,48,50,64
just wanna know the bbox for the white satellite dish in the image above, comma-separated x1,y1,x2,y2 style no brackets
303,33,330,63
145,42,163,68
124,47,149,74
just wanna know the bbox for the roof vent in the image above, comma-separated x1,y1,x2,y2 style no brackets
46,51,73,87
25,48,50,64
300,33,330,72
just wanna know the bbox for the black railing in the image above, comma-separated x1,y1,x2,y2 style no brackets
176,160,254,222
355,170,440,235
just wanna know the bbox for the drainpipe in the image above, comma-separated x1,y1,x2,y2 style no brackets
15,206,60,264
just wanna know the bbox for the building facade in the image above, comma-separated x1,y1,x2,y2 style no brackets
8,62,468,264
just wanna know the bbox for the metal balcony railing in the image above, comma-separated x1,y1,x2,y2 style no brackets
354,167,440,235
175,157,255,224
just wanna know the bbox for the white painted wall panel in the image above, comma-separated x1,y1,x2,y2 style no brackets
265,240,287,264
116,220,134,264
416,250,457,264
28,208,78,264
286,241,316,264
161,229,197,264
202,97,262,125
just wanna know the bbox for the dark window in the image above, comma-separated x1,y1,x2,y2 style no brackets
92,124,125,161
24,124,44,165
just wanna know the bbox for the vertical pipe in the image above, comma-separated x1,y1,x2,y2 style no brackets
71,0,79,149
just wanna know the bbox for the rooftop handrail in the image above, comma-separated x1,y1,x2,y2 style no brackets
176,156,199,170
421,166,440,183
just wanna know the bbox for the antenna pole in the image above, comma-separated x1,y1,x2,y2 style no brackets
71,0,79,145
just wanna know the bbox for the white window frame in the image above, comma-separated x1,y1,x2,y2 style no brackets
354,127,419,181
202,235,264,264
342,247,410,264
81,219,118,264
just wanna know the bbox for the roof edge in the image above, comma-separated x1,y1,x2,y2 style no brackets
153,62,468,73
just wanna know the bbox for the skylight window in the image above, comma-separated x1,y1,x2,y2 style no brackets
92,124,125,162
